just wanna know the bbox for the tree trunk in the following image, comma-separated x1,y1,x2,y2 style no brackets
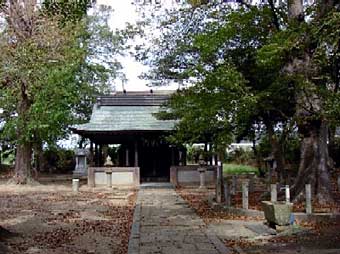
13,142,32,184
287,0,334,202
12,81,33,184
265,121,286,184
291,120,333,203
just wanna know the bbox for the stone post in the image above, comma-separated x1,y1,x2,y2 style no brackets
231,175,237,194
72,179,79,193
305,184,312,214
285,185,290,204
88,167,95,188
270,184,277,202
242,180,249,210
216,161,223,203
224,178,231,207
338,175,340,192
198,167,207,189
198,154,207,190
106,171,112,188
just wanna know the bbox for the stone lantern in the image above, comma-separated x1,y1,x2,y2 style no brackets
73,149,87,177
197,154,207,189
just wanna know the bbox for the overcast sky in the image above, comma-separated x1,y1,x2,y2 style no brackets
96,0,180,92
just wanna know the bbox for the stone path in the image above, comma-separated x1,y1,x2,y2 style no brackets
128,184,231,254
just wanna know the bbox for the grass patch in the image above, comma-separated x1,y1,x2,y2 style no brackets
223,163,258,175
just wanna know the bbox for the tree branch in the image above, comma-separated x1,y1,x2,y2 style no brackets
268,0,280,31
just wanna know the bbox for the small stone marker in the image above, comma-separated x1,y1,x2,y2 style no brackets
338,175,340,192
198,154,207,190
72,178,79,193
305,184,312,214
285,185,290,204
271,184,277,202
224,179,231,207
216,161,223,203
242,180,249,210
106,171,112,188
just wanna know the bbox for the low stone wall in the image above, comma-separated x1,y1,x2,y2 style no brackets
170,165,217,187
88,167,140,187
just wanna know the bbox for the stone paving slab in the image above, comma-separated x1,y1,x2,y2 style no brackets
128,183,231,254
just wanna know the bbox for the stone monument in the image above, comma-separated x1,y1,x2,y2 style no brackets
73,149,87,177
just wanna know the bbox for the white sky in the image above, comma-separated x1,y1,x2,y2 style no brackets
96,0,180,92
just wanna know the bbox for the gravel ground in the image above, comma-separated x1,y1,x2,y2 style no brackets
0,181,136,254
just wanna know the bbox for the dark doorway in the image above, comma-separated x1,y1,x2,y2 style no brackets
139,139,172,182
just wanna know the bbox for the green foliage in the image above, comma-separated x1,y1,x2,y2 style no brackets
42,0,93,24
157,66,254,147
223,163,258,175
1,148,15,166
150,4,295,151
226,148,255,165
43,147,75,173
0,4,123,147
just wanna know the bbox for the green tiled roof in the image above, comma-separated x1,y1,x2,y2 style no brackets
72,105,175,132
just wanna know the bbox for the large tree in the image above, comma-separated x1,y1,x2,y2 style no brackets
142,2,295,176
0,1,123,183
284,0,340,202
139,0,340,200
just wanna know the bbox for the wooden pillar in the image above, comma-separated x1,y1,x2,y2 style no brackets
171,146,175,166
179,150,183,166
95,143,99,167
99,144,103,167
89,141,94,166
134,141,138,167
126,147,129,166
183,148,187,166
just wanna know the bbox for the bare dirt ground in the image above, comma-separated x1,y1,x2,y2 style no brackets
177,187,340,254
0,179,136,254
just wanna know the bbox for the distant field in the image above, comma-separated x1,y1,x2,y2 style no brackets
223,163,258,175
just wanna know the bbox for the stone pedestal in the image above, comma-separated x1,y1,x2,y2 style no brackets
262,201,293,226
198,167,207,190
106,171,112,188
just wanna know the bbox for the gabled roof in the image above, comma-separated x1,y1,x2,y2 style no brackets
71,91,176,134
